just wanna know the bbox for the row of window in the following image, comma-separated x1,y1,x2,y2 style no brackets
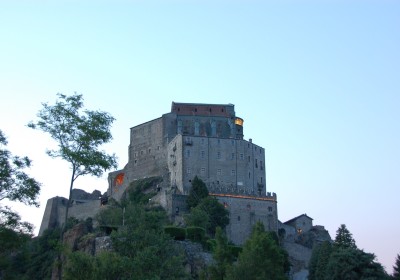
186,168,263,181
186,137,263,154
185,150,263,168
133,146,161,158
222,203,273,213
187,168,235,175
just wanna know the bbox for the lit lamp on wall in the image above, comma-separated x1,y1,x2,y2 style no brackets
235,117,244,139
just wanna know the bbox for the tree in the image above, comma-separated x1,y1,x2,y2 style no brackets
28,93,117,231
334,224,357,249
96,180,189,280
309,225,389,280
0,129,40,208
185,176,229,237
207,227,235,280
309,241,333,280
226,222,287,280
196,196,229,236
184,206,210,230
393,254,400,279
0,129,41,277
325,247,388,280
187,176,209,209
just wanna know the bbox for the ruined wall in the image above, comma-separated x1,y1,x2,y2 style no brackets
39,192,103,236
39,196,68,236
68,200,102,222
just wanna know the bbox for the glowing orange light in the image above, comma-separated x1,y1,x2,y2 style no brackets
235,118,244,126
115,173,124,186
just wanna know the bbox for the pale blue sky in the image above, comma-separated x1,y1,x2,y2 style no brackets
1,0,399,273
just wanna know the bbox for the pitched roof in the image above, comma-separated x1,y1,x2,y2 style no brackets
283,213,313,225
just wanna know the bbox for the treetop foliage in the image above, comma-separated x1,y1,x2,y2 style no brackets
226,221,288,280
309,224,389,280
393,254,400,279
0,130,41,207
92,179,189,280
334,224,357,249
187,176,209,209
28,93,117,182
185,177,229,237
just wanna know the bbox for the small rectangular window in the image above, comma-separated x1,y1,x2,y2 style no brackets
240,153,244,160
231,170,236,176
217,151,221,159
186,150,191,157
231,153,235,160
217,169,221,175
248,156,250,162
201,167,206,174
187,168,191,174
201,150,205,159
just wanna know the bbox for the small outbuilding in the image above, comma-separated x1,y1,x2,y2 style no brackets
284,214,313,234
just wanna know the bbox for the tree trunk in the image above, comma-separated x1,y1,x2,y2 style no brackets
57,167,76,280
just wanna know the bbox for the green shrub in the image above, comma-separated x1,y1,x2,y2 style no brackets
164,226,186,240
229,245,242,258
206,239,217,251
186,227,205,242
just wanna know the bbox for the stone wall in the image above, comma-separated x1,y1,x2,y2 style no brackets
126,117,168,181
278,221,297,242
39,196,68,236
168,135,266,196
68,200,102,222
283,241,313,278
212,193,278,245
39,192,103,236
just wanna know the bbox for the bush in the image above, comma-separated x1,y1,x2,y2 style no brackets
164,226,186,241
186,227,205,242
229,245,242,258
206,239,217,251
64,217,80,231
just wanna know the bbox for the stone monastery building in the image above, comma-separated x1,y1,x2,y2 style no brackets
38,102,326,278
108,102,278,244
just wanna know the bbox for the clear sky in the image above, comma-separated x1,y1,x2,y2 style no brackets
1,0,399,274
